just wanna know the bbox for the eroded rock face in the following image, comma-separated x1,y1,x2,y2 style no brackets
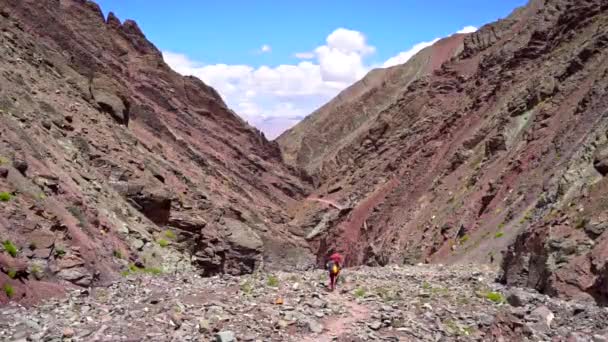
593,145,608,176
278,0,608,303
0,0,312,305
193,218,264,276
90,74,130,125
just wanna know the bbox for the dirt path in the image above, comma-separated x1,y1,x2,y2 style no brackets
300,292,370,342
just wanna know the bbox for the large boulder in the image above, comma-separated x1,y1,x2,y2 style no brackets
90,74,130,125
111,181,172,225
193,218,263,276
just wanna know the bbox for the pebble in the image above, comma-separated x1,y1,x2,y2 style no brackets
0,265,606,341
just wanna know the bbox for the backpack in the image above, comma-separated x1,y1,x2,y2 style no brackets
327,260,340,275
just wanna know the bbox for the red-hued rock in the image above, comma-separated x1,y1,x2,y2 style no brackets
280,0,608,303
0,0,313,305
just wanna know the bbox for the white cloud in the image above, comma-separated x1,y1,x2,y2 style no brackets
163,26,475,139
457,26,477,34
382,25,478,68
260,44,272,53
382,39,440,68
294,52,315,59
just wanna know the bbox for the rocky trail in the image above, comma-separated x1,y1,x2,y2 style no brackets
2,264,607,342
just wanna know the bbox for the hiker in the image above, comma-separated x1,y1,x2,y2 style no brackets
326,252,343,291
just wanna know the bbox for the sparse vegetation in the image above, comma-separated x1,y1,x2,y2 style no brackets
113,249,123,259
122,264,163,277
3,283,14,298
67,206,88,228
376,287,400,302
444,319,475,336
494,232,504,239
0,192,13,202
30,264,42,279
266,274,279,287
0,156,7,165
483,291,505,304
240,280,253,295
3,240,18,257
459,234,469,244
164,230,176,239
520,210,533,224
354,287,366,298
422,281,432,290
157,239,169,248
54,247,66,258
7,269,16,279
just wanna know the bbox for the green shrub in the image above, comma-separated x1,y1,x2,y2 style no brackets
113,249,123,259
376,287,400,302
266,275,279,287
494,232,504,239
30,264,42,278
3,284,14,298
7,269,16,279
354,288,366,298
0,192,13,202
240,280,253,295
122,264,163,277
164,230,176,239
484,291,505,304
157,239,169,248
2,240,18,257
54,247,66,258
459,235,469,244
144,267,163,275
422,281,432,290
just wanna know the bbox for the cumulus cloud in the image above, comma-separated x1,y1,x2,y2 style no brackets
383,25,477,68
382,39,440,68
259,44,272,53
457,25,478,34
163,26,475,139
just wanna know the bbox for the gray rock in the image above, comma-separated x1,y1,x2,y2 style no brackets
215,331,235,342
506,288,532,307
198,318,211,333
594,335,608,342
307,319,324,334
529,305,554,330
368,321,382,331
56,267,93,286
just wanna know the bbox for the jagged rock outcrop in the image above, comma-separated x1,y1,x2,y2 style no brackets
277,33,466,176
0,0,313,305
280,0,608,304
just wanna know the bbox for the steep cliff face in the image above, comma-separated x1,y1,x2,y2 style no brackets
281,0,608,303
277,33,466,176
0,0,312,305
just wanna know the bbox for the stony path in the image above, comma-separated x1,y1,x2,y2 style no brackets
1,264,607,342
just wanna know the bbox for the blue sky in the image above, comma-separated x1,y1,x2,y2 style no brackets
96,0,528,138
